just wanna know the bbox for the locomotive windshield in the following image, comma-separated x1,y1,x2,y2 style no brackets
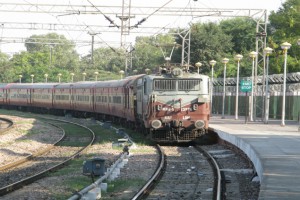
153,79,202,91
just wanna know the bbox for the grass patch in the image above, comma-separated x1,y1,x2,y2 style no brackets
89,125,122,144
101,178,145,200
52,176,92,200
48,159,84,177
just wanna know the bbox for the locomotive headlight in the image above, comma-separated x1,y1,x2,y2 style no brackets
156,104,162,111
151,120,162,129
193,104,198,111
194,120,205,129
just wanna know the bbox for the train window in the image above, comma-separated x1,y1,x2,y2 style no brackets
55,95,70,100
113,96,122,104
76,95,90,102
153,79,176,91
178,79,201,91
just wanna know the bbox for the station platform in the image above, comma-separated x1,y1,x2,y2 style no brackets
209,115,300,199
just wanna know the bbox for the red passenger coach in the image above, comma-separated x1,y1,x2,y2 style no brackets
6,83,32,107
73,82,96,113
31,83,56,109
94,81,113,116
0,84,8,106
53,83,73,111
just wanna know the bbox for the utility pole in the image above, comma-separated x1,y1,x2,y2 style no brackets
88,32,100,68
117,0,134,48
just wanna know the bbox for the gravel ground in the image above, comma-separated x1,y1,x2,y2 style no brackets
0,112,260,199
202,142,260,199
1,114,159,199
0,115,63,167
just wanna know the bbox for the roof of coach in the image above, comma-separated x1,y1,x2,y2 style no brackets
72,81,97,89
94,74,145,88
53,83,74,89
30,83,57,89
5,83,34,89
0,83,8,89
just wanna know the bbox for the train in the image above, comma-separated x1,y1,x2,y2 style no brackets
0,66,211,142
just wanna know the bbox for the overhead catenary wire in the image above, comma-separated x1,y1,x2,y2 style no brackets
131,0,174,29
86,0,119,28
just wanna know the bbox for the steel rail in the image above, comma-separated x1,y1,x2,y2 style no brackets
194,145,222,200
130,144,166,200
0,117,95,196
0,117,14,135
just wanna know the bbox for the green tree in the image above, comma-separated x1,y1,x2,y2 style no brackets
268,0,300,73
81,47,126,80
0,52,13,82
190,22,233,77
219,17,257,54
6,33,81,83
133,34,176,74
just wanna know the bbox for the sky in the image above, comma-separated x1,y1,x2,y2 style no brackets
0,0,286,57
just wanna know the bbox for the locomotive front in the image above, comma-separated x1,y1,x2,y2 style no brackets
137,67,210,142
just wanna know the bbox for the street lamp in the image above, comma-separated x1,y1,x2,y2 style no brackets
30,74,34,83
70,73,75,82
82,72,86,81
19,75,22,83
133,69,138,74
119,70,124,79
280,42,292,126
145,68,150,75
209,60,217,114
234,54,243,120
263,47,273,124
297,39,300,131
58,73,62,83
44,73,48,83
249,51,258,121
195,62,202,74
94,71,99,81
221,58,229,119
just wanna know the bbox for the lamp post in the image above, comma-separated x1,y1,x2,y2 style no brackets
280,42,291,126
209,60,217,115
249,51,257,121
58,73,62,83
234,54,243,120
195,62,202,74
70,73,74,82
119,70,124,79
145,68,150,75
263,47,273,124
19,75,22,83
82,72,86,81
44,73,48,83
297,39,300,131
221,58,229,119
30,74,34,84
94,71,99,81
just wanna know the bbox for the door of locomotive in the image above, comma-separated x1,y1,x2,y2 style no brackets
136,78,143,118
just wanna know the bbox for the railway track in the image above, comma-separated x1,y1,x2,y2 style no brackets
0,117,14,135
132,142,258,199
133,145,221,200
0,117,95,196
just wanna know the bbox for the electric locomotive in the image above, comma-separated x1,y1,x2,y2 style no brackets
135,66,210,142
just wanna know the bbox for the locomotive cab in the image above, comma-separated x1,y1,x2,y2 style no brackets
136,66,210,142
